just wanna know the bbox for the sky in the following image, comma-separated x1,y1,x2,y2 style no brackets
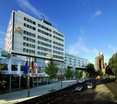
0,0,117,63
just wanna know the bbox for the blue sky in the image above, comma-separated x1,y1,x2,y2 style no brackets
0,0,117,63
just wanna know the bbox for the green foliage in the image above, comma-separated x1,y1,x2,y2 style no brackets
98,70,103,76
65,68,73,80
0,64,4,73
86,63,96,77
75,70,82,79
45,61,58,79
109,53,117,76
86,63,95,70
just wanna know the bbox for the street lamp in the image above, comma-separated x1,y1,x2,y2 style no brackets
60,61,65,88
60,69,63,88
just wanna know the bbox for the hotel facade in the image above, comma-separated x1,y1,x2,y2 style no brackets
0,10,90,91
1,10,65,91
4,10,64,70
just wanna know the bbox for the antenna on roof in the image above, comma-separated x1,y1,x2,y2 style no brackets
40,14,47,21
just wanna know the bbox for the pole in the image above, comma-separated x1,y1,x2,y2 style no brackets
27,75,30,97
18,64,21,89
60,69,62,88
27,57,30,97
37,77,38,87
9,74,12,92
19,76,21,89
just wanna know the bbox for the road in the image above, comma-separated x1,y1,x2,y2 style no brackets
1,80,117,104
16,81,117,104
0,80,77,104
49,82,117,104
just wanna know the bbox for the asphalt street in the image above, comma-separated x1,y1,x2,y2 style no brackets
35,82,117,104
0,80,76,104
15,81,117,104
0,80,117,104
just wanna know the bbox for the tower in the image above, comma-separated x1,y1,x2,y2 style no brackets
95,52,104,71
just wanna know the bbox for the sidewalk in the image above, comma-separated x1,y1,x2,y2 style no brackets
106,82,117,100
0,80,77,104
95,82,117,102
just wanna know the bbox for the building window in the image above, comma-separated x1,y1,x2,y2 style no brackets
38,46,51,52
38,29,52,37
38,41,51,47
37,51,47,56
11,65,17,71
0,64,8,70
23,42,35,48
38,35,51,43
53,35,64,41
20,65,24,71
53,41,64,47
53,50,64,55
38,24,51,32
53,55,64,59
43,20,52,26
23,48,35,54
24,17,36,25
23,36,35,43
24,23,36,30
24,30,35,37
53,31,63,37
53,46,64,51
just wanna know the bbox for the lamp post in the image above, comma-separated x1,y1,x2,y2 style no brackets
27,57,31,97
60,69,63,88
27,75,30,97
60,61,65,88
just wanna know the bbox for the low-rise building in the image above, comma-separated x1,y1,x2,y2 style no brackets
65,53,88,70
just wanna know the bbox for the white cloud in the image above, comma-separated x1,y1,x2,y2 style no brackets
17,0,48,19
94,10,103,17
67,37,98,63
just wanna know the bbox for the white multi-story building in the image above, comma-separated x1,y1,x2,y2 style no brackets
5,10,64,64
65,53,88,70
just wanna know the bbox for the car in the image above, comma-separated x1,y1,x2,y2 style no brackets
86,82,96,89
74,85,84,92
74,82,87,92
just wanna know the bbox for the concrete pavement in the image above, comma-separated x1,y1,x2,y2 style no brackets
106,82,117,100
94,82,117,102
0,80,77,104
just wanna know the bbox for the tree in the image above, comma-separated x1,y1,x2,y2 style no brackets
64,67,73,80
75,70,83,79
86,63,96,77
105,65,114,75
108,53,117,76
45,60,58,79
0,64,4,74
